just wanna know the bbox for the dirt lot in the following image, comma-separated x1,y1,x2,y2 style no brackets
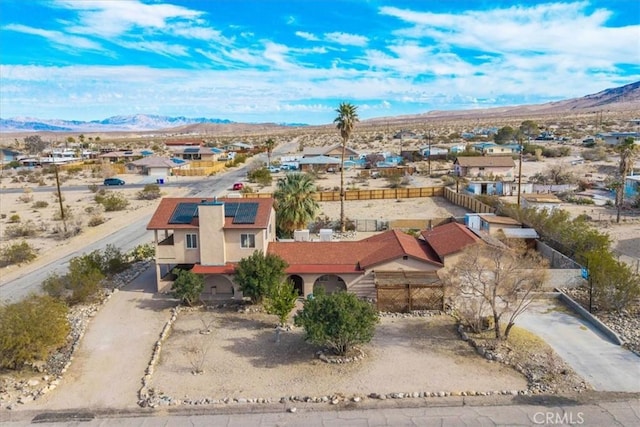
149,308,528,401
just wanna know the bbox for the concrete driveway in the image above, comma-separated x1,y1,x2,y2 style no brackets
519,300,640,392
26,267,177,410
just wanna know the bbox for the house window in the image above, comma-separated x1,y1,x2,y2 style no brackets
186,233,198,249
241,233,255,248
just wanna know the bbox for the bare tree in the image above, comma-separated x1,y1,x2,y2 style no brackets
442,242,548,340
184,341,209,375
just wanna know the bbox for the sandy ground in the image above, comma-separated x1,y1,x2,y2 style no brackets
150,309,528,401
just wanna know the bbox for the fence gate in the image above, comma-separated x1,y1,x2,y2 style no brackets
375,271,443,312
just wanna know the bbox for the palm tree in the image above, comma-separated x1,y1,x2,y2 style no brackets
615,137,638,223
333,102,359,232
274,173,319,238
264,138,276,167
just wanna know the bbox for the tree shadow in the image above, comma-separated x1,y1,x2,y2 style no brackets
513,394,581,406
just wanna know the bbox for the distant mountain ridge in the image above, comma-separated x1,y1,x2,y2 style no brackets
0,114,234,133
1,81,638,132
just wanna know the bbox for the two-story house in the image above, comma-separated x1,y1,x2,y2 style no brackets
147,197,470,309
147,197,277,296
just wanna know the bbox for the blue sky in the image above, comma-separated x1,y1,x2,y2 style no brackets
1,0,638,125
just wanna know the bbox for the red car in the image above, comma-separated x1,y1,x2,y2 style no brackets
232,182,244,191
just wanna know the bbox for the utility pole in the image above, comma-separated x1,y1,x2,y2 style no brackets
517,135,523,206
425,129,432,176
54,161,67,233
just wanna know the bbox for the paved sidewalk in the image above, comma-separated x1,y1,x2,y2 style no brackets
519,301,640,392
25,267,176,410
3,397,640,426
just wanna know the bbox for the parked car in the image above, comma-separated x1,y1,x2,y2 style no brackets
103,178,125,186
268,166,281,173
232,182,244,191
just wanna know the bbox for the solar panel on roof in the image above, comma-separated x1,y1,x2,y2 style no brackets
224,202,239,217
184,147,200,153
168,203,199,224
233,202,259,224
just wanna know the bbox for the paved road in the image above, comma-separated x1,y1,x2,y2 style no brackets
0,166,249,302
519,301,640,392
3,397,639,426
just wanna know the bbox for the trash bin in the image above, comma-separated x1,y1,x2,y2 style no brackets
157,178,164,184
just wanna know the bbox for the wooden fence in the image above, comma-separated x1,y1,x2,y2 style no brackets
173,162,226,176
376,284,444,312
243,186,444,202
443,187,494,214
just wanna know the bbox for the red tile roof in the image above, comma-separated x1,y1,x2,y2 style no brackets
192,263,237,274
268,230,442,274
420,222,481,261
146,197,273,230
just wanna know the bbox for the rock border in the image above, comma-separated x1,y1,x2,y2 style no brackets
137,308,531,409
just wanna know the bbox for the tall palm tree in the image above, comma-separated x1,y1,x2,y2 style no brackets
333,102,359,232
615,137,638,223
264,138,276,167
274,172,319,238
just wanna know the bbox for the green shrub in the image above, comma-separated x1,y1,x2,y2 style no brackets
294,289,379,356
0,241,37,266
171,268,204,306
0,295,70,369
247,167,272,186
32,200,49,209
5,220,38,238
128,243,155,262
95,192,129,211
137,184,162,200
8,214,21,223
88,184,99,193
88,214,105,227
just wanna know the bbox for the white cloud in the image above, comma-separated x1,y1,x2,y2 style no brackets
119,41,190,57
324,32,368,47
295,31,320,41
3,23,104,53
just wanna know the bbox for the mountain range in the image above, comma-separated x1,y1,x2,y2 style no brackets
1,81,638,133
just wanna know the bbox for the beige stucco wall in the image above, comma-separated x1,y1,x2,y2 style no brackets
167,229,201,264
224,228,268,262
198,203,226,266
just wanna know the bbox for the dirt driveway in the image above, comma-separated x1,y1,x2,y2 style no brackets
149,309,527,401
24,267,177,410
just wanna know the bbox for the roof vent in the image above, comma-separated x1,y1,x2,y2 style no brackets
294,230,310,242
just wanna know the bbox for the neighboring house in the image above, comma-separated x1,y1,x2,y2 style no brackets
420,222,481,266
99,150,146,163
393,130,418,140
298,155,340,172
624,175,640,201
171,146,224,161
466,181,533,196
449,144,467,154
0,148,21,164
521,194,562,211
302,144,359,161
222,142,254,152
419,145,448,157
476,214,522,236
147,197,277,295
126,156,188,177
453,156,515,179
600,132,640,146
472,143,514,155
